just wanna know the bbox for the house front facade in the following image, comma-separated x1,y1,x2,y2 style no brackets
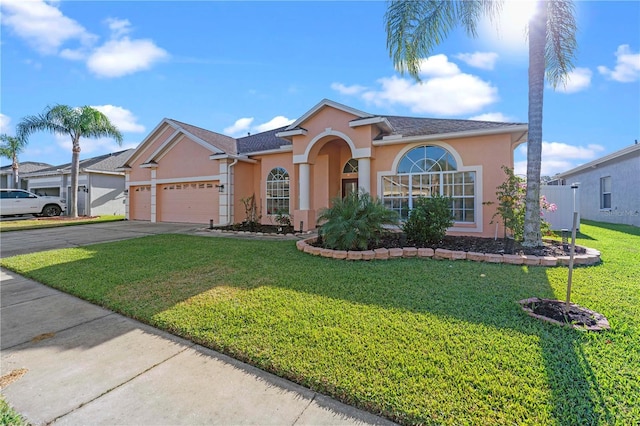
122,99,528,237
0,162,52,190
24,149,134,216
549,143,640,227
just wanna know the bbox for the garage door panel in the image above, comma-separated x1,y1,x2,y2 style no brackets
158,182,218,224
130,185,151,221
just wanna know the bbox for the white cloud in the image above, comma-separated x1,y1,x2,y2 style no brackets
224,116,295,137
598,45,640,83
468,112,512,122
335,55,498,116
0,114,12,134
254,116,294,133
87,37,169,78
105,18,132,39
330,82,367,96
455,52,499,70
90,105,145,133
416,54,460,77
224,118,254,136
0,0,96,54
553,67,592,93
1,1,168,79
515,142,605,176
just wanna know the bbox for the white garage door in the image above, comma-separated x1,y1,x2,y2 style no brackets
157,181,218,224
130,185,151,221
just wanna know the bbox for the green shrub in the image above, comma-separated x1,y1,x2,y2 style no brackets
402,194,453,246
317,190,399,250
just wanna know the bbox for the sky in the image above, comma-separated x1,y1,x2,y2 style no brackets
1,0,639,177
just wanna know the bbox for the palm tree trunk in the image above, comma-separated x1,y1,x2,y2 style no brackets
69,141,81,218
523,0,547,248
12,156,19,188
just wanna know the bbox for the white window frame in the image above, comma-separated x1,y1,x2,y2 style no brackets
600,176,612,210
266,167,290,215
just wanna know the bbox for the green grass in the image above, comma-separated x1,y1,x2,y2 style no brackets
0,215,124,232
0,397,28,426
1,220,638,425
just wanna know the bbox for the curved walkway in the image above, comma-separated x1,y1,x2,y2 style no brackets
0,222,393,425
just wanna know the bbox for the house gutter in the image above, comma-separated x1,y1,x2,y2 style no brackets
372,125,529,146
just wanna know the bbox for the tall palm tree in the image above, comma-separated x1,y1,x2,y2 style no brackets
385,0,576,248
0,133,28,188
18,105,123,217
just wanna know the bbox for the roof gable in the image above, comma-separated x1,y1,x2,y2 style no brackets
124,118,236,168
283,99,372,132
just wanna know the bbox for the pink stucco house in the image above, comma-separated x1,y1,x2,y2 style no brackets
121,99,528,237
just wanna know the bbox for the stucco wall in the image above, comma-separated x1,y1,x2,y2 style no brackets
88,174,126,216
559,153,640,226
155,136,218,181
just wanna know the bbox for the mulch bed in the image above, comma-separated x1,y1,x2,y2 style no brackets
315,232,580,257
519,298,610,331
214,222,295,234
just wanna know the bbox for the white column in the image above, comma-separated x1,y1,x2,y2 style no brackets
124,173,130,220
150,169,157,223
218,161,228,225
357,157,371,194
299,163,310,210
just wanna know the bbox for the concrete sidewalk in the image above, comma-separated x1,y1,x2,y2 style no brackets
0,268,394,425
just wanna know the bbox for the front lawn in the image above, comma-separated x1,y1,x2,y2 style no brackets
1,220,638,424
0,215,124,232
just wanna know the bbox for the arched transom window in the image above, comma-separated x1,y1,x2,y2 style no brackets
343,159,359,174
266,167,290,215
382,145,475,222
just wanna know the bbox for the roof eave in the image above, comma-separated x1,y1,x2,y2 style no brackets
553,143,640,178
373,125,530,146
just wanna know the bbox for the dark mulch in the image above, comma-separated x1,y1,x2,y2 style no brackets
519,298,610,331
315,232,580,256
214,222,295,234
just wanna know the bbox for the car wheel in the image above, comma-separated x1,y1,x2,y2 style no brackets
42,205,62,217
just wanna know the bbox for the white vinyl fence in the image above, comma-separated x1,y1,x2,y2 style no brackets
540,185,580,231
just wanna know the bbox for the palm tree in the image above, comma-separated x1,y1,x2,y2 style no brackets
18,105,123,217
0,133,28,188
385,0,576,248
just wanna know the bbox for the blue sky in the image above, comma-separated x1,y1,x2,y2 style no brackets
1,0,639,177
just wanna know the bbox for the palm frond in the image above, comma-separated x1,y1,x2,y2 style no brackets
386,0,502,81
545,0,577,88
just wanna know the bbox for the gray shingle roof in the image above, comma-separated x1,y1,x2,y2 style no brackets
168,119,237,155
374,116,526,139
0,161,53,174
28,149,135,175
236,127,291,154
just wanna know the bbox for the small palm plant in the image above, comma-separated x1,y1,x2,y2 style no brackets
317,190,399,251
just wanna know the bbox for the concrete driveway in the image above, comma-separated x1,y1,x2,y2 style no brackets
0,220,201,257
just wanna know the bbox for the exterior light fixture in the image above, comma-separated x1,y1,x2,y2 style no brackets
215,184,224,193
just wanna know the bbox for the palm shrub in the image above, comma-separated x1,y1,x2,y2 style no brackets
402,194,453,246
317,191,399,251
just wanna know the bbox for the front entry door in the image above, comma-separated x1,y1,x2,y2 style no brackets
342,178,358,198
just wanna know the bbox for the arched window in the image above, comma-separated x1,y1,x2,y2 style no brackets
382,145,475,222
266,167,290,214
343,159,359,174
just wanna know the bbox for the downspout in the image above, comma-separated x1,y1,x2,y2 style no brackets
227,158,239,225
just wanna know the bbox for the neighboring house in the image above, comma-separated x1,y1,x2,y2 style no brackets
549,143,640,227
0,162,53,190
122,99,529,236
23,149,134,216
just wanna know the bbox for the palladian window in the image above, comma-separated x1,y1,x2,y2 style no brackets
266,167,290,214
382,145,475,222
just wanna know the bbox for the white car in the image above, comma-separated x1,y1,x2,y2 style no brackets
0,189,66,217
